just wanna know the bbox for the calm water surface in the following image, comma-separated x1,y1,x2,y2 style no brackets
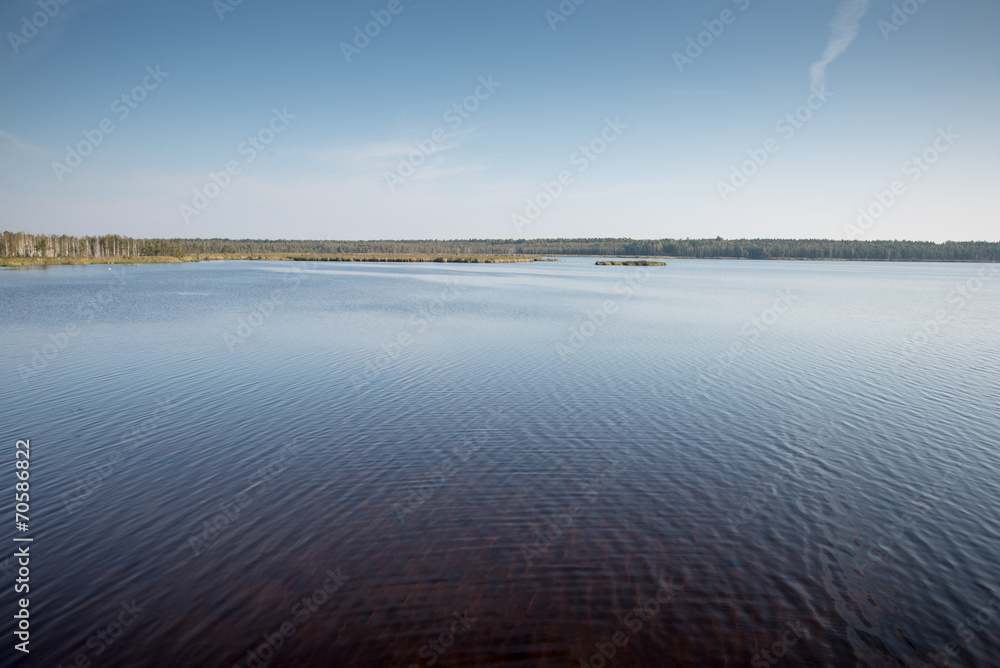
1,258,998,667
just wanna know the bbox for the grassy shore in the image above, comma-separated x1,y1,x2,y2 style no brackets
596,260,667,266
286,254,558,263
1,254,559,267
0,256,189,267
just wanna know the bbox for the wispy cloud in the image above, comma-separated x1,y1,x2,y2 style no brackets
309,124,485,170
809,0,871,92
0,129,49,157
310,141,420,167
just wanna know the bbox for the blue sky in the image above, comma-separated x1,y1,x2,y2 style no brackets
0,0,997,242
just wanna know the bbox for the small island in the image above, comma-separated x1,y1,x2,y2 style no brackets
596,260,667,266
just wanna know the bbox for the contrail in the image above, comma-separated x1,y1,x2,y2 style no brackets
809,0,871,92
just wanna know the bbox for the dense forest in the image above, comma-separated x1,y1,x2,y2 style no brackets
2,231,998,262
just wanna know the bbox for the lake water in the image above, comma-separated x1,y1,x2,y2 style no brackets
1,258,998,667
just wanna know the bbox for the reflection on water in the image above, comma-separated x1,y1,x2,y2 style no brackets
1,258,998,667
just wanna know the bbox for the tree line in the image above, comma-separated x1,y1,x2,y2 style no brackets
2,232,141,259
3,231,997,262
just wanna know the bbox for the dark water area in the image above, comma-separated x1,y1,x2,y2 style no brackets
1,258,998,667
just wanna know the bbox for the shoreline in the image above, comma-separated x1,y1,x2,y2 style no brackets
2,254,997,268
0,254,560,267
